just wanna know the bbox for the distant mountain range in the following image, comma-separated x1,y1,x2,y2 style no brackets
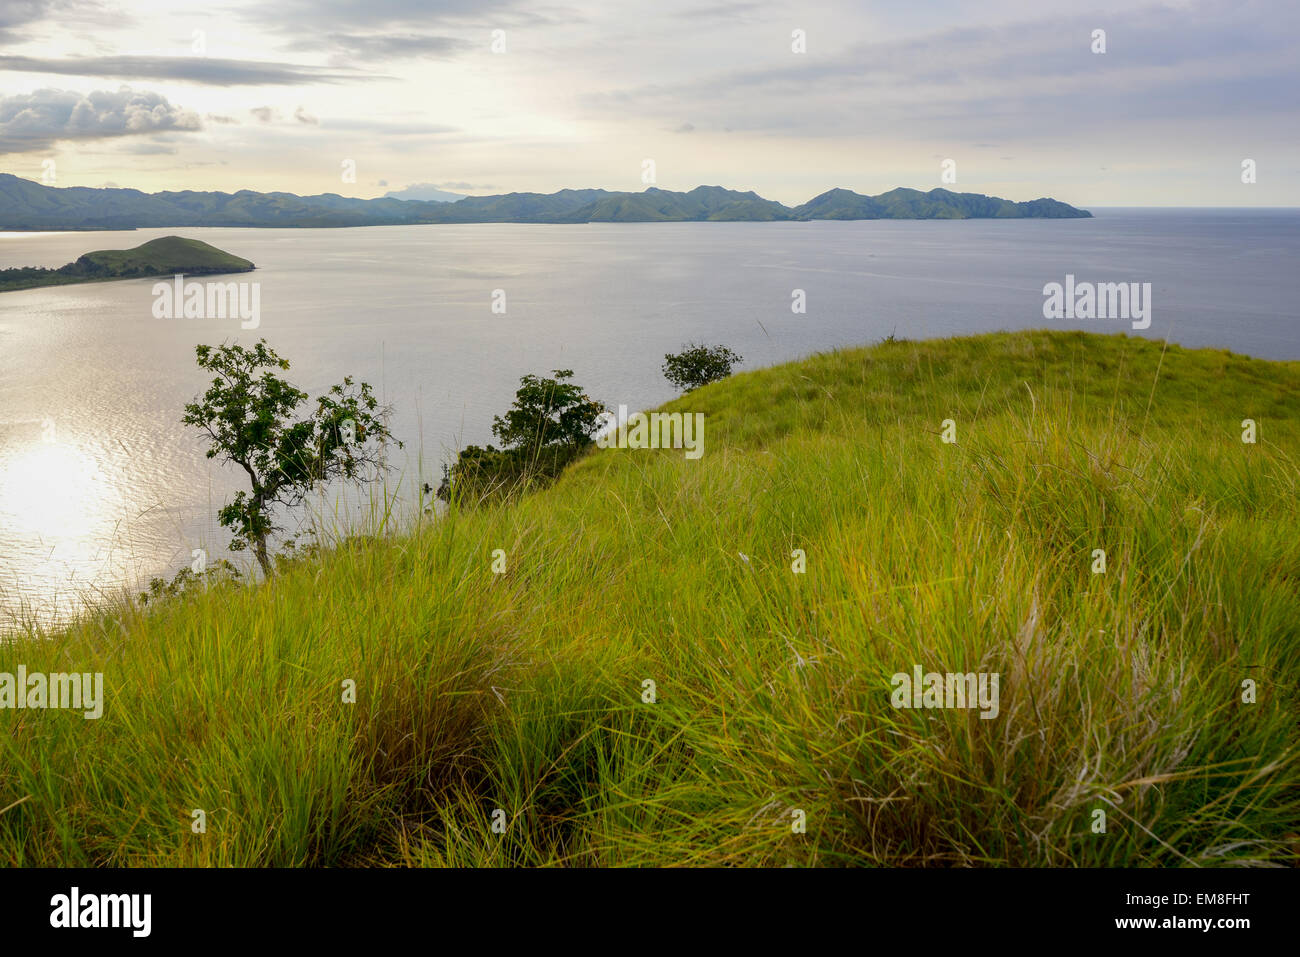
381,184,467,203
0,174,1091,229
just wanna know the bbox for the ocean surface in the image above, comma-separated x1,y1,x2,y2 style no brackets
1,208,1297,625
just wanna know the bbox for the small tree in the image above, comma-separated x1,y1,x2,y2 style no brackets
440,369,605,503
662,343,742,392
491,369,605,456
182,339,399,577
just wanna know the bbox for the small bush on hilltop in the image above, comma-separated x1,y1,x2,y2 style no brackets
662,342,742,392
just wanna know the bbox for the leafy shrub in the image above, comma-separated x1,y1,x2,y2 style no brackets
441,370,606,504
662,343,742,392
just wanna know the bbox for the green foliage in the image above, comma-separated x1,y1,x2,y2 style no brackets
138,560,242,606
662,342,743,392
441,369,605,504
0,265,70,292
181,338,399,575
490,369,606,452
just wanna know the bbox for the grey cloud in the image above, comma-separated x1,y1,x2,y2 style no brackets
0,87,201,153
0,0,125,47
244,0,536,31
0,54,386,86
249,106,277,123
285,32,472,63
580,0,1300,141
0,1,50,45
294,106,318,124
122,141,178,155
675,2,765,21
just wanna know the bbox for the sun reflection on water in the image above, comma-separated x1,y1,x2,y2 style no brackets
0,435,126,627
0,439,102,539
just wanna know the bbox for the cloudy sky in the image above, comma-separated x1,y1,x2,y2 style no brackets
1,0,1297,206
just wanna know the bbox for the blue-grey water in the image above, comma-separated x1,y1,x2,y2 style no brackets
1,208,1297,625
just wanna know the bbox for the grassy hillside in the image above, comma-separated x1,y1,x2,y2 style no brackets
1,330,1296,867
0,236,254,292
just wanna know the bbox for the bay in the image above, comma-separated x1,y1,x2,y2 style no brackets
1,209,1296,625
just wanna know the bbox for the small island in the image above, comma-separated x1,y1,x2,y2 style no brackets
0,236,255,293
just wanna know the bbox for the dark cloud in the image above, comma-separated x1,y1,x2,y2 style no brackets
0,54,386,86
0,87,202,153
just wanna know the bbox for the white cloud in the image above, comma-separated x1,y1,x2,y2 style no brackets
0,86,201,153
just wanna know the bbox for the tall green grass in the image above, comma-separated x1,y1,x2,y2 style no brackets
2,330,1297,866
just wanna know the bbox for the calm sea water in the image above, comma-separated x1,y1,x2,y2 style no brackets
1,209,1297,624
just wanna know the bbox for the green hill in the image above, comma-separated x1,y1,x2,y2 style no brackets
2,330,1294,866
793,186,1091,219
72,236,254,276
0,236,254,292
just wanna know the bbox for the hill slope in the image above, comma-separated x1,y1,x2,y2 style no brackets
1,330,1294,866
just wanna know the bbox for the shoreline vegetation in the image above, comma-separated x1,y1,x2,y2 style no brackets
0,236,254,293
1,329,1296,866
0,174,1092,229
